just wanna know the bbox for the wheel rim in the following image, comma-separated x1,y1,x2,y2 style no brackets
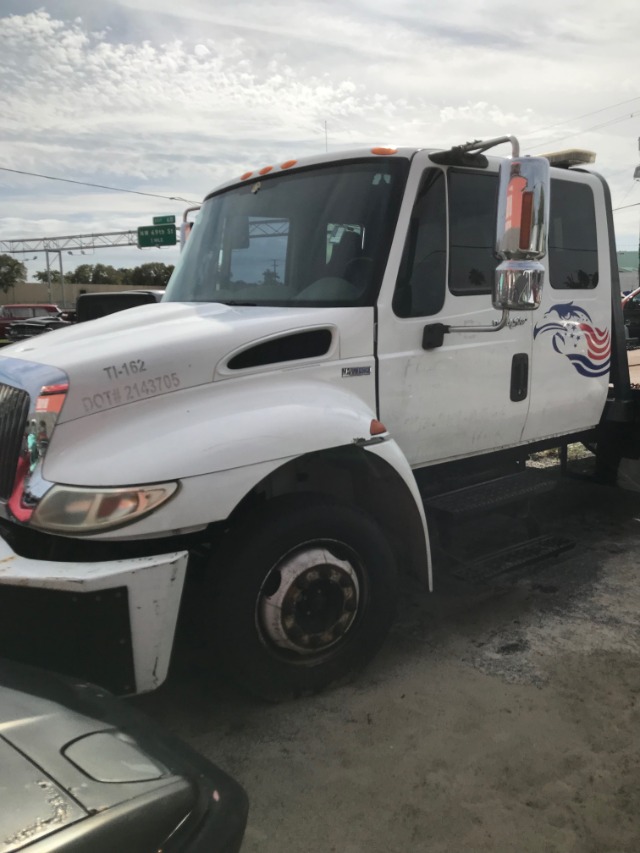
258,543,361,656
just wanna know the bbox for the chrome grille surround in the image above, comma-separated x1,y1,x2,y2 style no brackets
0,357,70,522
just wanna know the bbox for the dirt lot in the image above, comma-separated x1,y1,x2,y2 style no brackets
135,468,640,853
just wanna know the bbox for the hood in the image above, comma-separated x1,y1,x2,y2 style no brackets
0,661,248,852
0,734,87,850
2,302,374,425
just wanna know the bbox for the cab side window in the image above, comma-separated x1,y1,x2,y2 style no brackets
392,168,600,315
548,180,598,289
393,169,446,317
448,170,498,296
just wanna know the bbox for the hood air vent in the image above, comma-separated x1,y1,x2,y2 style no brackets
228,329,333,370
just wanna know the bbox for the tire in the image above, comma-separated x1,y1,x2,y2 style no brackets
210,499,398,701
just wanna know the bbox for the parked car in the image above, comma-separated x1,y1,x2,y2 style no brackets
0,659,249,853
5,310,76,343
1,291,164,343
622,287,640,341
75,289,163,322
0,304,60,339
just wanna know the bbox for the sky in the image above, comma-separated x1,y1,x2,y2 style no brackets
1,0,639,285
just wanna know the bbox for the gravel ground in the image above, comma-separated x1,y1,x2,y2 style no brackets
134,465,640,853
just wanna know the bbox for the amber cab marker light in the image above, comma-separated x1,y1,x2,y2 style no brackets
259,165,274,175
371,146,398,156
240,171,253,181
280,160,298,170
40,383,69,395
370,419,387,436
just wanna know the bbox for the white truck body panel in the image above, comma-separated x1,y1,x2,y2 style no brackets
377,153,531,463
522,169,611,441
5,303,376,425
378,297,533,464
43,374,379,488
377,154,611,464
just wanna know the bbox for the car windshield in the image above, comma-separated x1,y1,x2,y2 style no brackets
164,159,409,308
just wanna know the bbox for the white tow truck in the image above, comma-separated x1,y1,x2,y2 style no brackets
0,135,637,700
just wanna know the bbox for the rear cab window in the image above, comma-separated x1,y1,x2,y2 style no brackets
548,180,598,289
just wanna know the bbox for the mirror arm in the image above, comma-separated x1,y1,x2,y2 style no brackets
448,309,509,334
423,310,509,350
451,136,520,158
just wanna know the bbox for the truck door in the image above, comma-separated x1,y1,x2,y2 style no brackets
522,171,611,441
376,161,533,468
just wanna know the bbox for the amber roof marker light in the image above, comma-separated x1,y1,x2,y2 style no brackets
370,419,387,436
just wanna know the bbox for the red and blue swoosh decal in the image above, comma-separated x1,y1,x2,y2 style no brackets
534,302,610,378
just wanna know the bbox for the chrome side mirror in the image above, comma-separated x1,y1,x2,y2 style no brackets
493,156,550,311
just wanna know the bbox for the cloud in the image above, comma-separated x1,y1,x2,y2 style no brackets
0,2,639,259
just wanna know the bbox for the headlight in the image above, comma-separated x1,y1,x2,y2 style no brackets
30,482,179,534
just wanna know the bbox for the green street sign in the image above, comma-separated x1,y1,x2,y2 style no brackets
153,215,176,225
137,224,177,247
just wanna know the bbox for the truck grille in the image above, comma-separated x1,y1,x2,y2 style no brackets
0,383,29,500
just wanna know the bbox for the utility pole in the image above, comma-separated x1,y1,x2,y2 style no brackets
635,137,640,287
45,250,52,303
57,250,65,307
44,250,66,306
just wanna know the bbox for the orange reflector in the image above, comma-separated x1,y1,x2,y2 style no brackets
371,146,398,156
519,191,534,251
240,171,253,180
370,419,387,436
259,165,273,175
280,159,298,169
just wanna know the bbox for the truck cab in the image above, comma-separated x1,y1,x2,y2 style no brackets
0,137,636,700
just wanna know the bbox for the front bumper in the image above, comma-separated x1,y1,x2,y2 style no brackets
0,533,188,694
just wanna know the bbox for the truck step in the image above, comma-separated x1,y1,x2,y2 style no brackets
449,534,575,584
422,469,557,520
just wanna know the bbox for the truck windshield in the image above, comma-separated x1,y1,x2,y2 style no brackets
164,159,409,307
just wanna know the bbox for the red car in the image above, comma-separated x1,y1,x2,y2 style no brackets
0,303,60,339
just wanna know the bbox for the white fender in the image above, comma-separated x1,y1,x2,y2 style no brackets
44,374,380,486
365,439,433,590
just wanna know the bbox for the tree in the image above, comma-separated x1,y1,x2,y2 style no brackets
34,269,63,284
0,254,27,294
117,267,135,286
131,262,175,289
66,264,95,284
261,268,282,287
91,264,121,285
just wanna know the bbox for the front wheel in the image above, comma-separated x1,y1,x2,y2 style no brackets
210,500,398,700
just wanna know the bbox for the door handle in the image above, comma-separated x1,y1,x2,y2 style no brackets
510,353,529,402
